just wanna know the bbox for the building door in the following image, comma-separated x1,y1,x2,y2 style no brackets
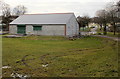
17,25,26,34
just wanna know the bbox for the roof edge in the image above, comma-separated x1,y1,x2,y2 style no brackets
23,12,74,15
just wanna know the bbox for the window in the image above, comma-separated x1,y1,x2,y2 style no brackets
33,25,42,31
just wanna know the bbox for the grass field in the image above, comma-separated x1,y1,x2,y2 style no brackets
2,36,118,77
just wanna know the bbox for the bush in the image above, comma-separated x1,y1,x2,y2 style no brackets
98,33,102,35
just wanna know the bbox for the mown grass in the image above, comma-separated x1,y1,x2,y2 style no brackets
2,36,118,77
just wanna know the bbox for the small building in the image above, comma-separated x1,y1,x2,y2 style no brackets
9,13,79,37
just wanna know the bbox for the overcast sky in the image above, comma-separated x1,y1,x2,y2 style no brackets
2,0,118,17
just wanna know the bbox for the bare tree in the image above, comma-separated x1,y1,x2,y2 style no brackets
77,15,91,31
1,1,11,30
0,0,2,12
116,1,120,18
0,1,27,31
91,17,103,30
13,5,27,16
106,1,120,35
95,1,120,35
1,1,11,17
106,2,116,35
77,16,87,31
96,9,109,35
82,15,91,28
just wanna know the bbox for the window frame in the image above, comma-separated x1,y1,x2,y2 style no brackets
33,25,42,31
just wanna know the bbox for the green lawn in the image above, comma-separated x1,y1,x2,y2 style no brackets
2,36,118,77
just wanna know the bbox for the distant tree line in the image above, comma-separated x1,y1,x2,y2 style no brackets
0,1,27,31
92,1,120,35
77,1,120,35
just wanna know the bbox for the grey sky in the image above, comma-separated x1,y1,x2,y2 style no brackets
2,0,117,17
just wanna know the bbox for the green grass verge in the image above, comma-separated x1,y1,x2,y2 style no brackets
2,36,118,77
97,28,119,37
106,32,119,37
80,27,90,32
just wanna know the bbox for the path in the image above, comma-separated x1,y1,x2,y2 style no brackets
80,27,119,41
81,27,98,35
89,27,120,41
92,35,120,41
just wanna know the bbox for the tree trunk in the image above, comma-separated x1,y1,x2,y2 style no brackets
103,23,107,35
111,13,116,35
83,27,84,31
113,22,116,35
6,20,9,31
7,23,9,31
100,24,102,30
79,25,80,32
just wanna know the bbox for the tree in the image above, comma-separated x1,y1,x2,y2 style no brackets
1,1,11,30
77,15,91,31
96,9,109,35
82,15,91,28
77,16,86,31
91,17,103,30
1,1,11,17
106,2,118,35
0,0,3,12
0,1,27,31
95,1,120,35
106,1,120,35
116,0,120,18
13,5,27,16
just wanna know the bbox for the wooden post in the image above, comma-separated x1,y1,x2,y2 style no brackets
64,25,66,36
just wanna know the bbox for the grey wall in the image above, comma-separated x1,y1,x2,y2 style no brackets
9,25,17,34
9,24,65,36
66,15,79,37
26,25,33,34
26,24,65,36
